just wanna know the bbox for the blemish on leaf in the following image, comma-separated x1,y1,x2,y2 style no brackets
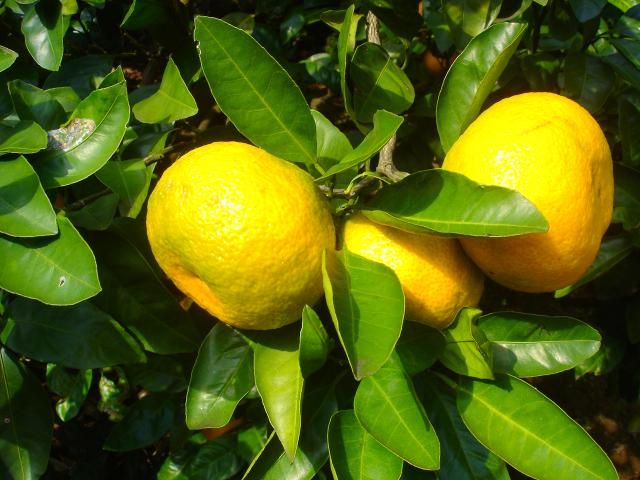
58,276,66,287
47,118,96,151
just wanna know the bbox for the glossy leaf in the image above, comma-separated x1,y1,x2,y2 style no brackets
354,352,440,470
195,16,316,165
350,42,415,124
21,0,69,71
8,79,66,130
569,0,607,22
249,324,304,461
0,216,101,305
396,322,446,375
125,354,187,393
337,5,361,123
440,308,494,379
422,375,509,480
121,0,170,29
477,312,601,377
96,159,155,218
0,155,57,237
443,0,502,49
43,55,113,98
619,95,640,167
574,334,626,378
322,249,404,380
312,109,353,169
46,365,92,422
0,348,52,480
66,193,120,231
0,121,48,155
36,81,130,188
362,169,548,236
0,46,18,73
318,110,403,180
104,394,176,451
243,375,338,480
555,235,634,298
563,54,615,113
299,305,330,378
186,324,253,429
437,22,527,152
46,86,80,113
87,222,201,354
457,375,618,480
158,437,243,480
132,58,198,123
613,163,640,229
2,297,146,368
328,410,402,480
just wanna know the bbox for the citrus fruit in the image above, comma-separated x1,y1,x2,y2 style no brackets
442,92,613,292
146,141,336,330
342,214,484,329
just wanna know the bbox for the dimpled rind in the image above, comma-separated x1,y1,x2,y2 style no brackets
442,92,613,293
146,142,336,330
343,214,484,329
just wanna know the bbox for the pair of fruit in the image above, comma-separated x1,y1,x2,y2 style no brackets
146,93,614,331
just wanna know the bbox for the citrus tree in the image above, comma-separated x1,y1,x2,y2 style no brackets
0,0,639,479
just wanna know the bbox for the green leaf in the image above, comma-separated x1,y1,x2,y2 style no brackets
318,110,403,181
0,215,101,305
8,79,66,130
612,38,640,70
125,354,187,393
158,437,243,480
619,94,640,168
350,42,415,124
337,5,362,123
362,169,549,237
311,110,353,169
132,58,198,123
243,375,338,479
0,155,57,237
43,55,113,98
21,0,69,71
186,324,253,429
354,352,440,470
457,375,618,480
46,365,92,422
0,120,48,155
2,297,146,368
121,0,170,29
328,410,403,480
439,308,494,380
0,348,52,480
96,159,155,218
600,53,640,89
299,305,330,378
563,54,615,113
104,394,176,451
554,235,634,298
195,16,316,165
437,22,527,152
443,0,503,49
248,324,304,461
45,86,80,113
574,333,626,378
396,322,446,375
613,163,640,230
569,0,607,22
36,81,130,188
421,374,509,480
0,46,18,73
477,312,601,377
87,222,201,354
322,249,404,380
66,193,120,231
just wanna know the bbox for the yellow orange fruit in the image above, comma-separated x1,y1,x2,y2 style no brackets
342,214,484,329
146,141,336,330
442,92,613,292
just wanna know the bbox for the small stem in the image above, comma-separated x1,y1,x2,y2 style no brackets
65,189,111,211
365,12,408,183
